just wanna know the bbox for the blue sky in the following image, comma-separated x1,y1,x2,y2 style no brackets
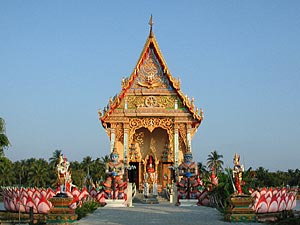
1,1,299,171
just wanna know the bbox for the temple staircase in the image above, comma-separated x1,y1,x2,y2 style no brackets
133,190,170,204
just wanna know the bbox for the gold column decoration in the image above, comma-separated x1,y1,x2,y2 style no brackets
115,123,124,143
178,123,187,147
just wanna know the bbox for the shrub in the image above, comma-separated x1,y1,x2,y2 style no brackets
75,201,99,220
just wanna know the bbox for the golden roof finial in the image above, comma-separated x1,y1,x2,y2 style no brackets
149,14,154,37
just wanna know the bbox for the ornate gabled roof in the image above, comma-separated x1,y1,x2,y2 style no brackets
99,16,203,128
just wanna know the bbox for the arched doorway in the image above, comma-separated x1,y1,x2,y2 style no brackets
128,127,173,191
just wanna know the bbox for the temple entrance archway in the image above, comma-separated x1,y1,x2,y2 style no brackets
129,127,173,191
134,127,168,161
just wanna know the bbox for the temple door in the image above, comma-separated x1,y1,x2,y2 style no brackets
128,162,139,188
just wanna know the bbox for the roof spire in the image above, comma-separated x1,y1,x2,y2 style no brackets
149,14,154,37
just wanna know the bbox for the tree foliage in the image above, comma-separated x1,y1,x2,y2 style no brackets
0,118,10,157
205,151,300,210
206,150,224,174
0,157,15,186
0,151,109,189
0,148,299,201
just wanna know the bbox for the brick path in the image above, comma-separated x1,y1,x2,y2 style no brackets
74,202,261,225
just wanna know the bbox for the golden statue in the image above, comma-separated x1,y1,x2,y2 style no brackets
233,153,244,195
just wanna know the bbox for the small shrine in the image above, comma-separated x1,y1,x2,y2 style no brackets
47,154,78,224
224,153,256,222
99,16,203,193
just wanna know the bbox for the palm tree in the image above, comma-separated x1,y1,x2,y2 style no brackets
72,168,85,188
92,157,106,182
69,161,85,188
82,156,94,177
13,160,26,186
101,155,110,164
0,118,10,157
255,166,270,187
100,154,110,179
49,149,62,168
197,162,208,177
12,159,30,187
206,150,224,174
81,156,94,187
28,158,50,187
49,150,63,186
289,169,300,187
0,157,15,185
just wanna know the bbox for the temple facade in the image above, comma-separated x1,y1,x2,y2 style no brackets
99,17,203,191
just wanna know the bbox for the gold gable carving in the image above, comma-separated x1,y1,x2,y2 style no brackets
129,117,174,151
127,96,176,109
133,48,170,90
129,117,173,133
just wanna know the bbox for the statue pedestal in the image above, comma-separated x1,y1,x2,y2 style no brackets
47,195,77,224
224,194,256,222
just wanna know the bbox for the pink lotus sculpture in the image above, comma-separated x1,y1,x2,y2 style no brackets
1,185,127,213
249,187,298,213
2,187,55,214
2,187,91,214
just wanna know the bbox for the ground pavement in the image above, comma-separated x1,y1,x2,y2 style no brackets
74,202,261,225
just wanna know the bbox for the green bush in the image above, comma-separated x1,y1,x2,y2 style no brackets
75,200,99,220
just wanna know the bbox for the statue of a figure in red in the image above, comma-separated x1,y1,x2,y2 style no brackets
176,148,202,205
233,153,244,195
103,148,126,199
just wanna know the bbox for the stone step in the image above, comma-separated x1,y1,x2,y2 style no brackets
178,199,198,206
142,197,159,204
157,196,169,203
105,199,126,207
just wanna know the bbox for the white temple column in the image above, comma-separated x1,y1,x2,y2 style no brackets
174,125,179,167
110,128,115,153
187,124,192,152
125,97,128,110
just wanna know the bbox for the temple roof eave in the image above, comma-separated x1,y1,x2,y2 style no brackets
100,110,203,129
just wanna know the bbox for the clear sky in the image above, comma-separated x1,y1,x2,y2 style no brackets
1,1,299,171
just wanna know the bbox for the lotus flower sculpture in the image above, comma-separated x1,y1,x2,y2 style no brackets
249,187,298,213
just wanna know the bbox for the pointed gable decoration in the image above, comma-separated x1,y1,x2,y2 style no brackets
132,47,171,90
122,16,179,93
99,16,203,130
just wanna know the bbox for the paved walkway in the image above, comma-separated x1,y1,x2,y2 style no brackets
74,203,261,225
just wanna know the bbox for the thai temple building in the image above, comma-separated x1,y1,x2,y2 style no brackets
99,16,203,191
